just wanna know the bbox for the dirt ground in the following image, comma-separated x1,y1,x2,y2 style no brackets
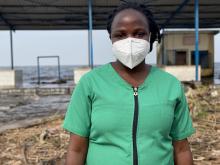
0,84,219,165
186,84,220,165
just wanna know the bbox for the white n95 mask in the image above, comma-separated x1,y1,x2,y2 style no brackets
112,37,150,69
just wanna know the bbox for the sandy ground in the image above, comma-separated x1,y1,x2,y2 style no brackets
0,84,219,165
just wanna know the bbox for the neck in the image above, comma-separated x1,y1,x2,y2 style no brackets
115,60,147,74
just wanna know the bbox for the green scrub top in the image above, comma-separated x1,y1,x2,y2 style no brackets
62,63,195,165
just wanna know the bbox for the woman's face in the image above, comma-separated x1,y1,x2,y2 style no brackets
110,9,150,43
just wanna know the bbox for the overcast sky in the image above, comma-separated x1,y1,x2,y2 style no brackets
0,30,219,67
0,30,114,66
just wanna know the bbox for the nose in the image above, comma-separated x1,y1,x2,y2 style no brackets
127,34,134,38
127,34,132,38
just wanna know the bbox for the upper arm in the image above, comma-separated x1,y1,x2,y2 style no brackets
172,139,193,165
173,138,191,153
62,75,92,137
170,83,195,140
65,133,89,165
68,133,89,153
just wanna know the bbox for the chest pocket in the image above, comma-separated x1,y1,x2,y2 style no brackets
138,100,176,136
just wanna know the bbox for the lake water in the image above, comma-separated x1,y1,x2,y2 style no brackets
0,65,87,87
1,63,220,86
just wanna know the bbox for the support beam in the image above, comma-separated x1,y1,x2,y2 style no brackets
161,30,167,65
161,0,190,28
10,30,14,70
0,13,14,29
0,14,11,26
194,0,200,81
1,12,15,70
88,0,94,69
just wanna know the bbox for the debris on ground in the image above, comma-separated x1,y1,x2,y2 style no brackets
185,84,220,165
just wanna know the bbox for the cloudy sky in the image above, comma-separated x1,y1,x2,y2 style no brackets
0,30,219,67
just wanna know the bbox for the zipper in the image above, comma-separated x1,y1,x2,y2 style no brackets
132,87,139,165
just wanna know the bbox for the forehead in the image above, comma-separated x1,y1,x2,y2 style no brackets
111,9,149,30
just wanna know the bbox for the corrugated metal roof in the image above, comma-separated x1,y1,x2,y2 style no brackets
0,0,220,30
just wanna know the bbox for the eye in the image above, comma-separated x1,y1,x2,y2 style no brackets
112,32,126,39
135,32,146,38
115,34,123,38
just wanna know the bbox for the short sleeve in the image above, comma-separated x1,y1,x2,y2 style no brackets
62,75,92,137
170,83,196,141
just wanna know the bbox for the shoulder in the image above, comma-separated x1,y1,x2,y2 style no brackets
151,66,181,85
151,66,183,94
149,66,185,101
78,63,110,83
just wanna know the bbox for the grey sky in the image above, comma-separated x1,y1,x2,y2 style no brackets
0,30,219,66
0,30,114,66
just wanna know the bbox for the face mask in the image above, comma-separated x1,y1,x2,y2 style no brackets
112,37,150,69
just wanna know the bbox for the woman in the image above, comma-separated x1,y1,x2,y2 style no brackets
63,2,195,165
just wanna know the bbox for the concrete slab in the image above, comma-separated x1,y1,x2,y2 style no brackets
74,67,91,84
161,65,201,81
0,70,23,88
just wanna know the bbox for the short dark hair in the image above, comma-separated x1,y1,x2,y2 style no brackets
107,1,161,51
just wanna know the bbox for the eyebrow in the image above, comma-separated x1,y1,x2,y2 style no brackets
112,27,149,34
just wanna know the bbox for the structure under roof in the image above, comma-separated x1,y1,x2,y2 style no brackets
0,0,220,30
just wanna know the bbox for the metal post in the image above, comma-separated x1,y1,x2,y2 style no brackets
194,0,199,81
37,56,61,85
37,57,40,84
10,30,14,70
88,0,94,69
161,31,166,65
57,56,61,81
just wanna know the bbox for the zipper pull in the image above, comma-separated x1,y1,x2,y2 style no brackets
133,87,138,96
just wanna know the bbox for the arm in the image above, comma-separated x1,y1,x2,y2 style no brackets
173,139,193,165
65,133,89,165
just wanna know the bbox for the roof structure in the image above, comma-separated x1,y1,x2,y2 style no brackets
0,0,220,30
